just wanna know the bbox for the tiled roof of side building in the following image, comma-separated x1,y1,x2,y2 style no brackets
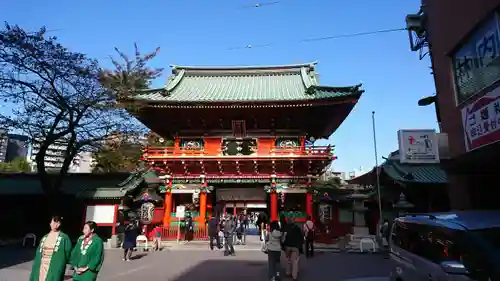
131,62,363,103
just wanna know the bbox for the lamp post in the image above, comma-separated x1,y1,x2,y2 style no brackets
372,111,383,226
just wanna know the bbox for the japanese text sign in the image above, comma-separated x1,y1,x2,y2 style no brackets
461,86,500,151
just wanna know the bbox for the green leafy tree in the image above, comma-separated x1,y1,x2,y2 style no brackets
92,141,142,172
146,131,174,146
99,43,163,105
0,24,158,206
0,157,31,172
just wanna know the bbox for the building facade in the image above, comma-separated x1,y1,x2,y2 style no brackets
30,140,67,170
0,129,7,163
407,0,500,209
5,134,29,161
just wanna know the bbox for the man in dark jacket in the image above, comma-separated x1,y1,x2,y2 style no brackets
282,220,303,281
208,217,221,250
223,215,236,256
184,213,194,241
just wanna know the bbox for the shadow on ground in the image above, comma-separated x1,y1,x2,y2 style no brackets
169,259,268,281
0,246,35,270
130,253,148,260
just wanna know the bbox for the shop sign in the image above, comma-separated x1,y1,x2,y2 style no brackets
461,86,500,151
452,13,500,103
397,129,440,163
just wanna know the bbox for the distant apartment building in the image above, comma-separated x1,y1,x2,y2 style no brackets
347,167,365,180
5,134,29,161
30,140,67,171
319,169,346,182
30,140,95,173
0,129,7,162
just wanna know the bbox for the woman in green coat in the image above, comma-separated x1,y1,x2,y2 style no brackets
29,215,73,281
70,221,104,281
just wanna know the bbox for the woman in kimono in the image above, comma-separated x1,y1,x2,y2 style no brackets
29,215,72,281
70,221,104,281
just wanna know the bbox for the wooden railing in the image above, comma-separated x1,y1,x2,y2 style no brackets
143,146,333,158
159,226,208,241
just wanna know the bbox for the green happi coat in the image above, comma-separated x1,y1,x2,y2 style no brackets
70,235,104,281
29,232,72,281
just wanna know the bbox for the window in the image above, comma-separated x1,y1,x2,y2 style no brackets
452,13,500,104
391,220,415,251
471,227,500,250
391,222,464,264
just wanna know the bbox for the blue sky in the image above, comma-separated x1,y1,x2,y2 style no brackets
1,0,437,173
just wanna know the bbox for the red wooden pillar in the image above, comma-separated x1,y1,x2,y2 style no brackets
163,179,173,226
112,204,119,235
270,192,278,221
163,192,172,226
199,192,207,227
306,192,313,219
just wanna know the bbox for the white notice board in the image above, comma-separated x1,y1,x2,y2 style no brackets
85,205,115,224
176,206,185,218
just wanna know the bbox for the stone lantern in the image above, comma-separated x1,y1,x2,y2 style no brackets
347,193,369,236
393,193,414,216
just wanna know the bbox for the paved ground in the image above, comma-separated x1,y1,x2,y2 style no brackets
0,246,390,281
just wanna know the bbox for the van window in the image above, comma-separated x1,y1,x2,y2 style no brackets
392,222,462,264
391,220,417,252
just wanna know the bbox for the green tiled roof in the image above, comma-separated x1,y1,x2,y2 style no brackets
383,160,448,184
131,62,363,103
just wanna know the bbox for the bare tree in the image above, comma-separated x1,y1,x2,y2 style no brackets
0,24,157,207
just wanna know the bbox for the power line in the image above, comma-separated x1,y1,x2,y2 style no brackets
227,27,407,50
240,1,282,9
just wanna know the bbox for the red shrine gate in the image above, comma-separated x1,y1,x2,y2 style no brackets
125,62,363,239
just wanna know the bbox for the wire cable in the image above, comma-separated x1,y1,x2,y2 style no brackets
227,27,407,50
240,1,282,9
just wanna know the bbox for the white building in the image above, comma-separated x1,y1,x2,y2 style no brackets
347,167,365,180
30,141,66,171
69,152,94,173
30,141,94,173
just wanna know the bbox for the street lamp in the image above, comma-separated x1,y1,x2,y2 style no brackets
418,94,441,131
418,95,435,106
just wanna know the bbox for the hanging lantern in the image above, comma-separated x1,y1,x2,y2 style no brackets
192,189,200,206
139,202,155,224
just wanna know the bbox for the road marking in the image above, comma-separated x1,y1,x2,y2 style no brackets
100,265,151,281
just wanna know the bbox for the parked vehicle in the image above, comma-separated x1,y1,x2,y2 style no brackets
389,211,500,281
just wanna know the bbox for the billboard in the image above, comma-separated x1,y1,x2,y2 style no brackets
397,129,440,164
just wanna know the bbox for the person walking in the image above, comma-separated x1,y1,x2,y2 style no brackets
282,218,303,281
265,221,283,281
29,215,72,281
223,215,236,256
303,216,315,258
208,217,221,250
184,213,194,242
122,220,139,261
70,221,104,281
152,226,162,251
